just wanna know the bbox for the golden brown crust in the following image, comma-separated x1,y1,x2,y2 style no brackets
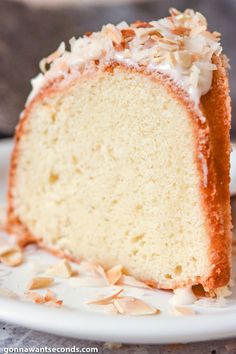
200,55,232,289
5,60,231,291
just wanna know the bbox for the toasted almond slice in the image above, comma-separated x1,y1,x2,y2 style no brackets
26,291,45,304
106,265,123,285
172,306,196,316
87,289,124,305
46,259,74,278
0,246,23,267
113,297,159,316
117,275,152,289
27,276,54,290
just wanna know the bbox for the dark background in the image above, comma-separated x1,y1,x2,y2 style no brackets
0,0,235,138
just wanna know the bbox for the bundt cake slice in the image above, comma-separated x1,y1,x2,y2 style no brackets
7,9,231,292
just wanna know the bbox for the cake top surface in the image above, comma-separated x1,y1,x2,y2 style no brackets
28,8,227,110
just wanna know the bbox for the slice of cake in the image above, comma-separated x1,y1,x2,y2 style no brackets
6,8,232,293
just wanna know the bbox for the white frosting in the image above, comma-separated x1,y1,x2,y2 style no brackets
169,287,197,306
27,8,222,112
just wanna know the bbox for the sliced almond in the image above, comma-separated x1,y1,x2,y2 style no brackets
87,289,124,305
46,259,74,278
27,277,54,290
171,306,196,316
113,297,159,316
0,246,23,267
106,264,123,285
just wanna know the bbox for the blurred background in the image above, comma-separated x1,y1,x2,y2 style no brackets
0,0,235,138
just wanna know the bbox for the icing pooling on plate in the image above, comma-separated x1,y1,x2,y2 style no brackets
27,8,222,111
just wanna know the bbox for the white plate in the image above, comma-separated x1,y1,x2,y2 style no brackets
0,138,236,344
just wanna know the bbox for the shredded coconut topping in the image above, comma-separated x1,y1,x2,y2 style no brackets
27,8,222,109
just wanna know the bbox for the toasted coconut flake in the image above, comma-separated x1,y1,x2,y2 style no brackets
131,21,153,29
117,275,152,289
89,263,109,284
0,205,7,228
27,276,54,290
175,50,192,68
87,289,124,305
46,42,65,64
46,259,74,278
84,31,92,37
190,64,200,88
172,27,191,36
40,42,65,73
44,289,56,302
136,28,163,39
26,291,45,304
171,306,196,316
121,29,135,41
201,30,220,42
113,297,159,316
112,41,125,52
106,264,123,285
221,54,230,70
169,8,181,17
104,24,122,44
165,52,176,67
44,289,63,307
0,246,23,267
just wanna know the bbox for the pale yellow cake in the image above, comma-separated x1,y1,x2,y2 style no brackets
7,8,232,292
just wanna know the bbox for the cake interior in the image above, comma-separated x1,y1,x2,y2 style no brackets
11,68,210,287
